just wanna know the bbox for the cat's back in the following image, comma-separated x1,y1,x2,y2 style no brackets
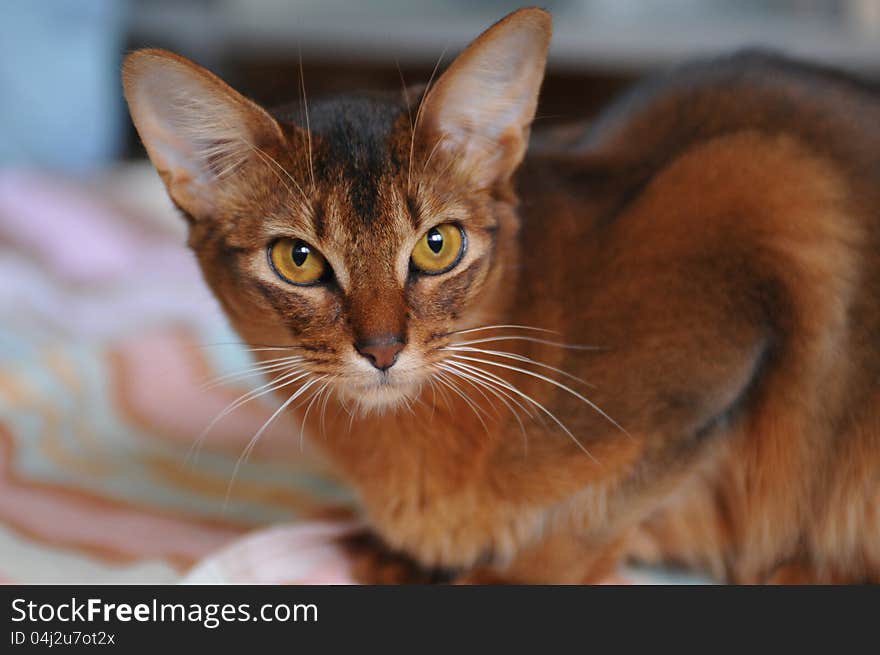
520,50,880,332
577,50,880,163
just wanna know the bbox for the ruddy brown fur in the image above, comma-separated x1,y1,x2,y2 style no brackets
123,8,880,583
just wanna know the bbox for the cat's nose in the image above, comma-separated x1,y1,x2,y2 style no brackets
355,336,405,371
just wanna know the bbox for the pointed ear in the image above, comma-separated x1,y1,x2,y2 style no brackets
415,8,552,187
122,49,286,220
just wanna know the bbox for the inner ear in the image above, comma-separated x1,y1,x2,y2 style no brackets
414,8,552,186
123,49,291,220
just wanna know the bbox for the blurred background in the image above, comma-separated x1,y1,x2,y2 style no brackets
3,0,880,172
0,1,877,584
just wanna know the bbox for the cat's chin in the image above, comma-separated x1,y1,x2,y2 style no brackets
339,380,421,415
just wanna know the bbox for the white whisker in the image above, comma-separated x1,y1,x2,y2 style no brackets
196,343,299,352
421,133,449,176
438,363,530,449
238,137,311,213
426,377,439,420
437,363,501,419
297,46,316,192
400,392,416,416
432,374,454,411
451,335,600,351
409,46,448,194
319,378,335,437
346,396,357,433
188,369,309,465
448,354,627,436
444,345,594,388
337,393,354,422
200,356,304,390
440,361,536,421
450,324,561,337
444,358,599,463
224,375,325,507
299,379,330,451
434,370,490,434
444,359,544,430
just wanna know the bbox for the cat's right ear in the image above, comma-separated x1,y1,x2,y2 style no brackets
122,49,286,221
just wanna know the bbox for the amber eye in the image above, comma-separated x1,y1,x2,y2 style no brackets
410,224,465,275
269,238,327,285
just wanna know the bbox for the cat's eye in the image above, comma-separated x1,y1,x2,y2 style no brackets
268,238,328,286
410,224,465,275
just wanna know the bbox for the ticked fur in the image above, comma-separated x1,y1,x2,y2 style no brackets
124,9,880,583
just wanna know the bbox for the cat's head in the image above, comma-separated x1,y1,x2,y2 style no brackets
123,8,551,411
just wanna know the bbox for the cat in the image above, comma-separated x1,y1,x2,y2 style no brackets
122,8,880,583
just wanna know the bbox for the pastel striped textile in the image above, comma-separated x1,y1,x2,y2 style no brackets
0,166,352,583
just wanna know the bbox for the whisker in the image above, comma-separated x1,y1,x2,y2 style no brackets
421,133,449,177
424,151,459,191
337,393,354,421
346,394,358,433
206,368,306,425
188,369,309,465
242,138,310,210
449,324,561,337
396,59,414,142
409,46,448,193
448,354,627,437
224,375,325,507
436,363,501,419
431,374,453,411
438,363,529,449
298,46,316,192
195,343,303,355
441,360,536,421
443,346,594,388
410,390,431,412
195,344,298,353
299,378,330,451
444,359,544,428
188,104,310,208
444,359,599,463
200,356,304,390
319,378,335,437
426,376,439,420
451,335,600,351
434,370,490,434
400,393,416,416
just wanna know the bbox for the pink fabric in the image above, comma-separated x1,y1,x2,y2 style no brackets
0,167,351,583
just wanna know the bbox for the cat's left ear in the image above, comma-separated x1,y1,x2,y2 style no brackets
415,8,552,186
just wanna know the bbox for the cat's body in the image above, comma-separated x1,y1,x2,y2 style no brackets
124,10,880,583
510,52,880,582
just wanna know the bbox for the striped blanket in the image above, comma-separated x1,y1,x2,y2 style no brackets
0,166,360,583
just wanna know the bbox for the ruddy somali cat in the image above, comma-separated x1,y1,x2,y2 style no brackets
123,8,880,583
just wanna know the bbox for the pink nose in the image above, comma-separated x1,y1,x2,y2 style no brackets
355,336,405,371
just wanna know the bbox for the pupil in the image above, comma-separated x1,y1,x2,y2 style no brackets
427,228,444,254
292,241,310,267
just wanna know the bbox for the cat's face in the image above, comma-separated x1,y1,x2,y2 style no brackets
123,9,550,411
186,98,519,410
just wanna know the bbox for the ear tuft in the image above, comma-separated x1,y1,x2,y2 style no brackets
416,8,552,186
122,49,283,219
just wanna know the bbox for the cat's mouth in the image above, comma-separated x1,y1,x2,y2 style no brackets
330,349,428,412
340,373,422,412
